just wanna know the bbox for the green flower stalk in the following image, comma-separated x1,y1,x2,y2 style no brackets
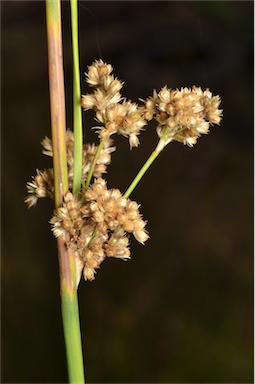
84,138,107,189
124,147,161,199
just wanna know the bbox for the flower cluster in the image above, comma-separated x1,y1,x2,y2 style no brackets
50,178,148,280
81,59,146,148
142,86,222,147
25,168,54,208
25,130,115,207
25,59,222,282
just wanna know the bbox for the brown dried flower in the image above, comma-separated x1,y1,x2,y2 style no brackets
86,59,114,88
81,60,146,148
24,130,115,206
81,60,123,113
83,178,148,243
25,168,54,208
97,101,146,147
50,178,148,281
25,59,223,283
42,129,115,183
142,86,222,147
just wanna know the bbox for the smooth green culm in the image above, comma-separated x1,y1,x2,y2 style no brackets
62,284,85,383
70,0,83,195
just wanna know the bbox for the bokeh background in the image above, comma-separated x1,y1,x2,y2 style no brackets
1,1,253,383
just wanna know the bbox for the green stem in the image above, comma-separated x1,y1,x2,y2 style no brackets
62,285,85,383
124,138,167,199
85,139,106,189
46,1,85,382
57,239,85,384
70,0,83,195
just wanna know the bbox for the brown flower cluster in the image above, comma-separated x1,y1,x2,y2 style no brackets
25,168,54,208
81,59,146,148
82,60,222,149
50,178,148,280
25,130,115,207
25,59,223,282
142,86,222,147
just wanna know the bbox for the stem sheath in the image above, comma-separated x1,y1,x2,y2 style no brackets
45,0,68,207
58,239,85,383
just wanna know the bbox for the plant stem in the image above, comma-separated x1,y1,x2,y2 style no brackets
62,285,84,382
124,138,167,199
85,138,106,189
45,0,68,207
70,0,83,196
46,1,85,382
57,239,85,383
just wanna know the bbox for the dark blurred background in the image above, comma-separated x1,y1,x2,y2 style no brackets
1,1,253,383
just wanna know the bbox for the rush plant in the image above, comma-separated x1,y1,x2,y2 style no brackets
25,0,222,382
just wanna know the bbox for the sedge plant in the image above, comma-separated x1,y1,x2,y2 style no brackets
25,0,222,382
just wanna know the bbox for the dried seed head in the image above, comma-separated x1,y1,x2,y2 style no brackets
81,94,96,110
50,192,85,240
98,101,147,148
82,60,148,148
41,136,53,157
142,86,222,147
48,179,148,282
84,177,148,241
39,130,115,193
25,168,54,208
86,59,113,87
105,233,131,259
27,60,223,284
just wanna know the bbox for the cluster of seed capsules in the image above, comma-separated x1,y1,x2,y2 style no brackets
50,178,148,280
25,59,222,281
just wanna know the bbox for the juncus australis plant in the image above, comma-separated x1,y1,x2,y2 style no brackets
25,1,222,382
